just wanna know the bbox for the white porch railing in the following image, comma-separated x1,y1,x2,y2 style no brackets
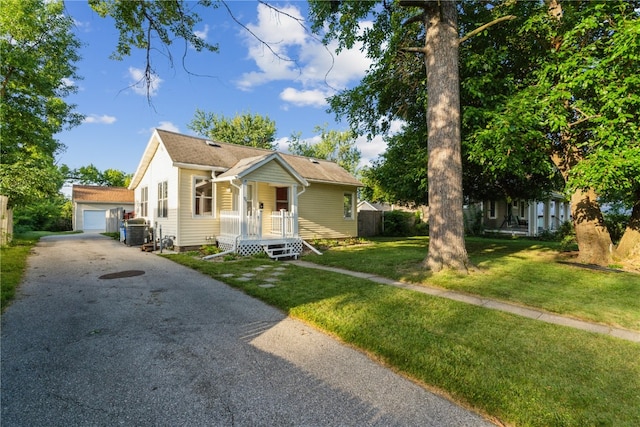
219,210,296,239
271,210,295,238
220,211,240,236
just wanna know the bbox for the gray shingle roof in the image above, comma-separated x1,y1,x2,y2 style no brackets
157,129,362,186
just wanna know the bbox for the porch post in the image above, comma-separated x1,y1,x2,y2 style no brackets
240,179,247,238
553,199,560,230
543,200,551,231
291,184,299,237
528,201,537,236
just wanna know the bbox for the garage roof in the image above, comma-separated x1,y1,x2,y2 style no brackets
72,185,134,203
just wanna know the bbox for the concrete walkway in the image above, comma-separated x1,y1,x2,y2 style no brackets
289,261,640,343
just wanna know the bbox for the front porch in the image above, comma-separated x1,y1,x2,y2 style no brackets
217,210,303,258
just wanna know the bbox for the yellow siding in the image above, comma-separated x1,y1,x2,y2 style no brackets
244,161,299,185
176,169,218,247
218,182,234,211
298,183,358,240
257,183,277,211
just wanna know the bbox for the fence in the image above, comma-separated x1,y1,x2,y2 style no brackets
106,207,124,233
358,210,383,237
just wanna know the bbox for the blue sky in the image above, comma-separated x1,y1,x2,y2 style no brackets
58,1,392,179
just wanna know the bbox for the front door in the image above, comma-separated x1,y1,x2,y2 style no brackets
275,187,289,211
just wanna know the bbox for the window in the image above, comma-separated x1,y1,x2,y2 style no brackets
246,183,254,214
194,177,213,216
488,200,496,219
344,193,354,219
157,181,168,218
520,201,526,218
140,186,148,217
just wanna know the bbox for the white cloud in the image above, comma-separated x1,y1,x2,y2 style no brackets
356,119,404,167
141,122,180,137
157,121,180,133
128,67,163,97
194,24,210,42
235,3,371,104
279,87,329,108
83,114,117,125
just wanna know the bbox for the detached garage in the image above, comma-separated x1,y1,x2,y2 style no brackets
72,185,134,232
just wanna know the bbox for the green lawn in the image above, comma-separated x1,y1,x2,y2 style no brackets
164,253,640,427
304,237,640,331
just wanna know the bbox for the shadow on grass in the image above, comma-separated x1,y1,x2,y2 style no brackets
164,253,640,427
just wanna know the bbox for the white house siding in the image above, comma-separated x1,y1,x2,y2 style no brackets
244,161,299,185
134,139,178,239
298,183,358,240
177,168,218,248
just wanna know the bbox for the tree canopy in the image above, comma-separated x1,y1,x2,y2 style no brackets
62,164,132,188
288,125,361,176
188,110,277,150
0,0,83,207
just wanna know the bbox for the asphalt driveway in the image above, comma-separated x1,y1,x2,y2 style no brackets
1,233,493,426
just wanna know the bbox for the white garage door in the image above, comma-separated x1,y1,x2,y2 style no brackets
83,210,106,231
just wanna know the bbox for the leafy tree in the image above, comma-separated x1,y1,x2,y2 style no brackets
469,0,639,265
13,194,72,233
288,125,361,175
0,0,83,208
188,110,277,150
308,1,520,272
62,164,132,187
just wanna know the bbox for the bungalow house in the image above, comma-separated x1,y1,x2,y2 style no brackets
478,193,571,236
72,185,134,232
127,129,362,257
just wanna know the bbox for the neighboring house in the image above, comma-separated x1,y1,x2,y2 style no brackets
72,185,134,232
127,129,362,257
477,193,571,236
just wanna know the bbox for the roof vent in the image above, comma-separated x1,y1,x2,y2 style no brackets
309,158,320,164
205,140,220,147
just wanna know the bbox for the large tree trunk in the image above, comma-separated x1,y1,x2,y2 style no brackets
615,196,640,266
570,188,613,265
422,1,470,272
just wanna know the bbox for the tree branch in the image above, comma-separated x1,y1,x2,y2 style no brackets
400,46,427,54
459,15,517,44
398,0,429,8
568,114,601,128
403,13,424,27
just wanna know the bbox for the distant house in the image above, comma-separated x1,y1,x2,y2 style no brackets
476,193,571,236
127,129,362,257
72,185,134,232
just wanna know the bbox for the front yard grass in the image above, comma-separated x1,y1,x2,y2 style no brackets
305,236,640,331
164,253,640,427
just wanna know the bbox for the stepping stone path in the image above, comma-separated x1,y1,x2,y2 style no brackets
218,262,290,288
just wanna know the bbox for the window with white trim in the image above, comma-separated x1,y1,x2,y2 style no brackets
194,177,213,216
344,192,354,219
140,186,148,217
157,181,168,218
488,200,497,219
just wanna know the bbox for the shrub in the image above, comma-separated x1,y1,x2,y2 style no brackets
464,205,484,236
603,211,629,245
199,244,220,256
382,210,415,237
